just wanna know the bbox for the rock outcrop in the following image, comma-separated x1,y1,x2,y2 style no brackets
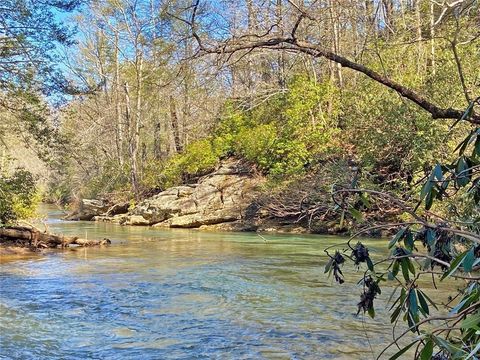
93,159,264,229
65,199,111,221
66,159,392,235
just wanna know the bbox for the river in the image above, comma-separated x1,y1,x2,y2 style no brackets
1,206,415,359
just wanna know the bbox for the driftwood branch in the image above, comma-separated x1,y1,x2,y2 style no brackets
0,226,111,248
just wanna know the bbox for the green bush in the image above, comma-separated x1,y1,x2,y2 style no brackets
0,169,39,225
342,79,450,183
235,124,277,170
210,76,341,179
158,138,219,188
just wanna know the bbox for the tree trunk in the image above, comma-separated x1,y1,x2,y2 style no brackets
415,0,423,74
132,55,143,197
123,81,139,196
429,1,436,76
114,31,124,166
182,39,193,148
169,95,182,153
382,0,394,32
275,0,286,88
329,0,343,87
246,0,256,95
153,121,163,160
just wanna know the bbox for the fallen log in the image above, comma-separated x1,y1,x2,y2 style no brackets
0,226,111,249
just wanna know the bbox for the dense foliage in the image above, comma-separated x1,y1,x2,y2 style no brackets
326,100,480,359
1,0,80,216
0,0,80,95
151,77,340,187
0,169,38,226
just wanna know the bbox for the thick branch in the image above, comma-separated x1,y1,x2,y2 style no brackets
196,34,480,124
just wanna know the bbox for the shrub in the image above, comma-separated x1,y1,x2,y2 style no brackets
211,77,341,179
0,169,39,225
158,138,219,188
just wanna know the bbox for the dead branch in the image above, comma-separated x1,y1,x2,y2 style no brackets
0,226,111,248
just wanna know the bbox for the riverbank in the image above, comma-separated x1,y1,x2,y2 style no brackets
65,159,393,237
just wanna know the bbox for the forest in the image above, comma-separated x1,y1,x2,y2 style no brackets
0,0,479,359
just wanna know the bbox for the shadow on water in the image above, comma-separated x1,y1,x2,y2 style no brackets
0,205,437,359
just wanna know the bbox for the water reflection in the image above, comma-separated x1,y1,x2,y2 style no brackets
1,207,420,359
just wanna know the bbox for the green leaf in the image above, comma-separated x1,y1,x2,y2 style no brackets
408,289,418,319
324,257,333,273
474,137,480,158
455,129,474,155
349,207,363,222
401,259,410,282
406,311,416,330
367,306,375,319
450,292,476,315
433,336,465,356
420,339,434,360
389,228,406,249
420,165,440,202
466,342,480,360
419,289,438,310
425,188,436,210
456,157,471,188
366,257,374,271
417,290,430,316
360,193,371,208
433,164,443,181
452,103,475,133
420,178,433,201
390,304,402,323
460,311,480,330
407,257,416,275
426,228,436,246
463,247,476,272
387,286,400,307
388,341,418,360
392,260,400,277
390,287,406,313
441,250,470,280
404,230,414,251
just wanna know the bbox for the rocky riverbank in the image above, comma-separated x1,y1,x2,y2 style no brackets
65,159,384,235
65,159,318,233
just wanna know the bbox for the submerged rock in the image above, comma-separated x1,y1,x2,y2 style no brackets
123,215,150,226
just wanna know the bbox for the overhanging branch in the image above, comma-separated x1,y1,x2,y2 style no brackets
190,17,480,124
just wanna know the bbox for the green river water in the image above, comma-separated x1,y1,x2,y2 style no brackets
0,206,428,359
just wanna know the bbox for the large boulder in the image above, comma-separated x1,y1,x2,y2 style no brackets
105,202,130,216
169,210,239,228
122,159,263,228
65,199,110,221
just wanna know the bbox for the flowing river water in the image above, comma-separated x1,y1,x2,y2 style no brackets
1,206,430,359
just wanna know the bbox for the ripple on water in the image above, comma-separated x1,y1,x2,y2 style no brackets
1,210,420,359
